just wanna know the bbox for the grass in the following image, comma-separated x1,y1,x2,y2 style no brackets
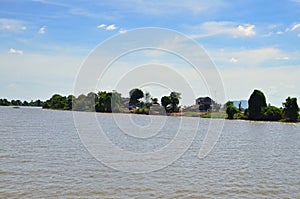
183,111,227,119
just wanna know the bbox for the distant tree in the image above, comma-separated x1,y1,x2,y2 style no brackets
151,97,159,104
224,101,234,111
161,96,171,112
283,97,299,122
129,88,144,107
0,98,10,106
262,106,282,121
23,101,29,106
170,92,181,112
213,103,221,112
73,94,88,111
248,89,267,120
144,92,151,103
66,95,74,110
226,105,238,119
238,101,242,111
111,91,122,112
160,92,181,113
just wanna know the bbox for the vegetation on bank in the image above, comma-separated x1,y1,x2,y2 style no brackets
0,98,42,107
225,89,299,123
1,88,299,123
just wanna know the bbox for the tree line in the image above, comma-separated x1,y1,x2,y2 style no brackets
1,88,299,122
225,89,299,122
0,98,42,107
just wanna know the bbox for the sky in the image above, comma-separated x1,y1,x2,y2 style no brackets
0,0,300,106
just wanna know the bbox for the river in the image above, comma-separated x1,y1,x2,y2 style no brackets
0,106,299,198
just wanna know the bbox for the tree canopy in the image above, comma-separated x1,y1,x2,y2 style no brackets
161,92,181,113
129,88,144,107
283,97,299,122
248,89,267,120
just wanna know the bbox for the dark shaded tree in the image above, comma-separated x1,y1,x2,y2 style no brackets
170,92,181,112
283,97,299,122
129,88,144,108
161,96,171,112
248,89,267,120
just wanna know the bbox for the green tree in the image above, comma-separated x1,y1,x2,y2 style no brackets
170,92,181,112
224,101,234,110
0,99,10,106
129,88,144,107
262,106,282,121
283,97,299,122
226,105,238,119
248,89,267,120
161,96,171,112
151,97,158,104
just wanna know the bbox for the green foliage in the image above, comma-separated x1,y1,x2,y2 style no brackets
224,101,234,109
151,97,158,104
248,89,267,120
161,92,181,113
161,96,171,112
283,97,299,122
129,88,144,107
262,106,282,121
0,98,11,106
226,105,238,119
42,94,69,110
134,108,149,115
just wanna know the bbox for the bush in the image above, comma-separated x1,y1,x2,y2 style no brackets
226,106,239,119
262,106,282,121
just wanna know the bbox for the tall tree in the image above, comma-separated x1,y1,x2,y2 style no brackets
129,88,144,107
161,96,171,112
248,89,267,120
170,92,181,112
283,97,299,122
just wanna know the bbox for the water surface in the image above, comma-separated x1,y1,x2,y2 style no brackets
1,107,299,198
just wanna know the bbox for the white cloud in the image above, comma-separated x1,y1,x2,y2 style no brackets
298,33,300,37
229,57,238,63
291,23,300,31
0,18,27,32
106,24,117,30
119,29,126,34
38,26,47,34
187,21,256,38
97,24,106,28
8,48,23,55
236,24,256,36
211,47,294,69
276,56,289,60
286,23,300,32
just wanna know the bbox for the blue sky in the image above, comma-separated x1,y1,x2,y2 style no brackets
1,0,300,106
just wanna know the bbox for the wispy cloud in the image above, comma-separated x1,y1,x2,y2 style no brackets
97,0,224,16
97,23,119,31
0,18,27,32
8,48,23,55
32,0,68,7
97,24,106,29
187,21,256,38
276,56,289,60
119,29,126,34
106,24,117,30
286,23,300,32
229,57,238,63
38,26,47,34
